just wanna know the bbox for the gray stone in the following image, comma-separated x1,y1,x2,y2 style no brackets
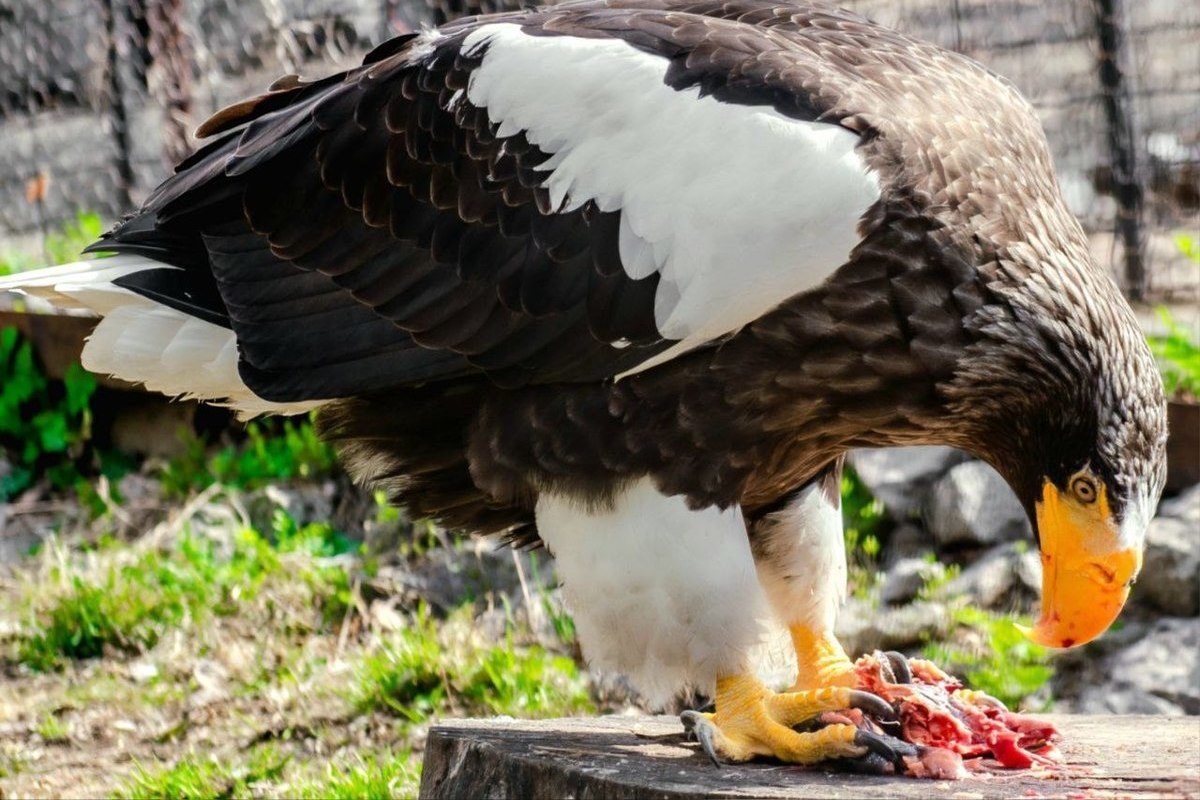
1158,483,1200,523
244,482,336,533
474,585,566,644
926,461,1031,546
1137,515,1200,616
1014,547,1043,593
837,598,951,654
117,472,162,506
880,557,938,605
848,446,965,521
1067,618,1200,716
374,541,558,615
882,523,931,566
935,543,1041,610
0,484,68,564
1072,685,1186,716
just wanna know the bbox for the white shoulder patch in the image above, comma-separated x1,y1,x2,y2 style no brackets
462,24,881,367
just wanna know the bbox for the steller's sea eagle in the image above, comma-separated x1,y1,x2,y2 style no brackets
1,0,1166,767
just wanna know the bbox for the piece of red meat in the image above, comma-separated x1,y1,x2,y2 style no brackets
844,653,1061,778
902,747,969,780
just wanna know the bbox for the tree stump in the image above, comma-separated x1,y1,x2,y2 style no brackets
420,714,1200,799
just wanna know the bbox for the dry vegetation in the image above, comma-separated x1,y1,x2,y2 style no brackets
0,471,602,799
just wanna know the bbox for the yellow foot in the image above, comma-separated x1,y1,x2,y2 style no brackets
680,674,909,767
789,625,857,691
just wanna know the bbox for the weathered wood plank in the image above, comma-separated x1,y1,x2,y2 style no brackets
420,714,1200,799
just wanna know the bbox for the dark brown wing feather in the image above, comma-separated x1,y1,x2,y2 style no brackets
91,0,915,403
82,0,1059,538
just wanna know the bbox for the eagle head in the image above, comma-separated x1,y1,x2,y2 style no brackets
1008,366,1165,650
946,238,1168,650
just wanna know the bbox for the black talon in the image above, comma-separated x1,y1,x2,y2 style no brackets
848,690,897,722
854,729,918,771
883,651,913,684
679,710,723,768
830,751,894,775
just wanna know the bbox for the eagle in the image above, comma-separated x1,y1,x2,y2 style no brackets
1,0,1166,767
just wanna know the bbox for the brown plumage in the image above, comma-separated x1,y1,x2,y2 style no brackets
59,0,1162,549
1,3,1167,727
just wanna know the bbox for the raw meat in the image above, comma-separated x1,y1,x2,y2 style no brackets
840,652,1061,778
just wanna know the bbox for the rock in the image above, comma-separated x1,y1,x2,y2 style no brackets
330,476,377,542
128,661,159,683
926,461,1031,546
374,540,557,615
476,600,557,644
883,523,931,567
1138,516,1200,616
117,472,162,505
1014,547,1043,593
1158,483,1200,522
1073,685,1186,716
848,446,965,521
935,543,1041,610
244,482,336,533
1068,618,1200,716
880,557,938,605
188,658,231,710
837,598,951,654
0,520,40,565
0,484,55,563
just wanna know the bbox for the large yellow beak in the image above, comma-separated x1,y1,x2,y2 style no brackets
1025,480,1141,648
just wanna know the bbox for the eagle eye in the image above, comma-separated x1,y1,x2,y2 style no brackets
1070,474,1098,504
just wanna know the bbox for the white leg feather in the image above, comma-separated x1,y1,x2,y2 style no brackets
751,479,847,633
535,478,774,707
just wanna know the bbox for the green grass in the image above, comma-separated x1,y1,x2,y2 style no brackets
0,211,106,277
917,554,1052,709
1176,232,1200,266
1148,306,1200,399
915,554,960,600
35,714,70,744
45,212,107,267
0,328,98,500
12,511,354,671
922,604,1052,710
113,749,421,800
112,745,290,800
289,752,421,800
354,604,593,725
841,465,889,599
160,417,337,500
0,215,109,500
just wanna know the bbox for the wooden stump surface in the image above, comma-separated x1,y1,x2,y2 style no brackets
420,714,1200,799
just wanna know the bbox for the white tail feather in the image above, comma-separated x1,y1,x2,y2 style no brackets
0,256,174,311
2,257,322,418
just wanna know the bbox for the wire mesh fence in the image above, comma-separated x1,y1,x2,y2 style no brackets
0,0,1196,299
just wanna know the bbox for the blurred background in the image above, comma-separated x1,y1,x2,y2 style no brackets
0,1,1196,797
1,0,1197,300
